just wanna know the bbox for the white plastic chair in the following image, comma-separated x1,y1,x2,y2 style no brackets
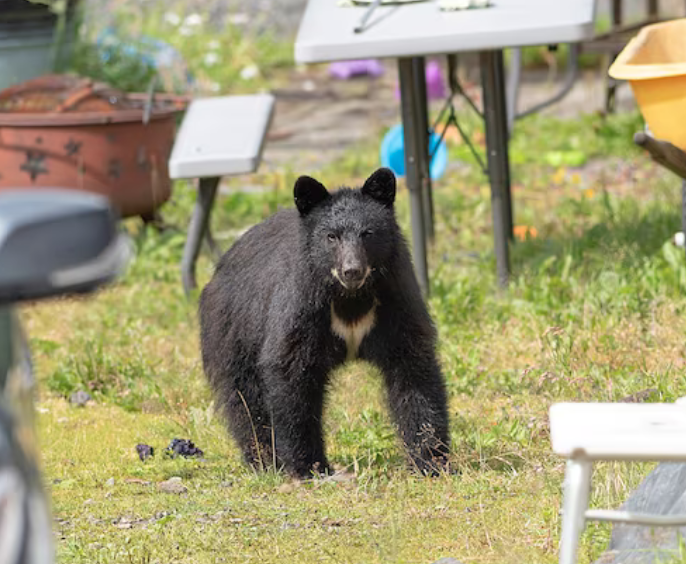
549,401,686,564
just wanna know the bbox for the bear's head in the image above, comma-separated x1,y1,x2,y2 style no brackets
294,168,399,294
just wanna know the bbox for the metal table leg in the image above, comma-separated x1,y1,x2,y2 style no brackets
604,0,623,114
181,176,220,296
205,227,222,261
494,52,514,241
398,57,429,297
412,57,435,243
480,50,513,288
505,47,522,136
511,44,581,129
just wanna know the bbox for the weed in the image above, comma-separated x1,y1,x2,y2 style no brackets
46,338,165,412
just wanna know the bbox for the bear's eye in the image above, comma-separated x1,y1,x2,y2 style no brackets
327,233,337,242
361,229,373,238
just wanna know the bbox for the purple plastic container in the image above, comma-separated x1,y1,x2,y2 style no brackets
394,60,446,100
329,59,385,79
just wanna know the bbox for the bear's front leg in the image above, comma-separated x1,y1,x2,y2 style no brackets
264,365,331,479
384,360,450,475
362,328,450,475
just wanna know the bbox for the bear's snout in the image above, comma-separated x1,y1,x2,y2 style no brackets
335,242,369,290
342,266,364,286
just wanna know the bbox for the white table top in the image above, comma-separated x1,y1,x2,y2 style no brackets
295,0,598,63
550,402,686,461
169,95,275,179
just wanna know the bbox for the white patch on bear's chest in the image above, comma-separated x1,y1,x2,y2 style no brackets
330,302,376,361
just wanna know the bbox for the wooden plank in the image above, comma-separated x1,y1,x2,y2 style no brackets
634,131,686,181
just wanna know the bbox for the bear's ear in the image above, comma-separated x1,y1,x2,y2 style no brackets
361,167,396,208
294,176,330,216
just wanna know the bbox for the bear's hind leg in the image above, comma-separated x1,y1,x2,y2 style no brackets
227,387,276,471
214,366,277,472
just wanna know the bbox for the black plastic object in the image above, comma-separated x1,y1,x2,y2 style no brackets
0,189,130,305
164,438,204,459
136,444,154,462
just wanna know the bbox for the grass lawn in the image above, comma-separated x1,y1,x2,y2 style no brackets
22,107,686,564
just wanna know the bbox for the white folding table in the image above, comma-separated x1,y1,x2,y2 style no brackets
295,0,598,293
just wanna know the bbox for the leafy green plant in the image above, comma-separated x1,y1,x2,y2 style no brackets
69,0,292,95
68,39,158,93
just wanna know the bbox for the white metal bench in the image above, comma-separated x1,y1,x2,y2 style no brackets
549,402,686,564
168,94,275,294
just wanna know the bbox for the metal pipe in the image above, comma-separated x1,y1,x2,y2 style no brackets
480,50,512,288
586,509,686,526
515,44,581,121
506,48,522,135
398,58,429,297
354,0,383,33
412,57,435,243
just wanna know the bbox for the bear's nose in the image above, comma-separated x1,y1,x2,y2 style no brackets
343,267,364,284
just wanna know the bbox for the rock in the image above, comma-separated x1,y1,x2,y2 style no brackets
277,481,301,494
593,462,686,564
124,478,151,486
69,390,92,407
325,470,356,483
158,477,188,495
87,515,105,525
135,444,155,462
164,438,204,459
618,388,658,403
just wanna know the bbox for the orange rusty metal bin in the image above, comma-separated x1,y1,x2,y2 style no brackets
0,75,188,218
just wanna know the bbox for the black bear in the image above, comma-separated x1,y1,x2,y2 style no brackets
199,168,450,478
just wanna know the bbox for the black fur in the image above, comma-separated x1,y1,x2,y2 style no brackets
199,168,450,478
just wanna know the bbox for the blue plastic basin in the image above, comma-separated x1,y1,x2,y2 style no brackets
380,123,448,181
